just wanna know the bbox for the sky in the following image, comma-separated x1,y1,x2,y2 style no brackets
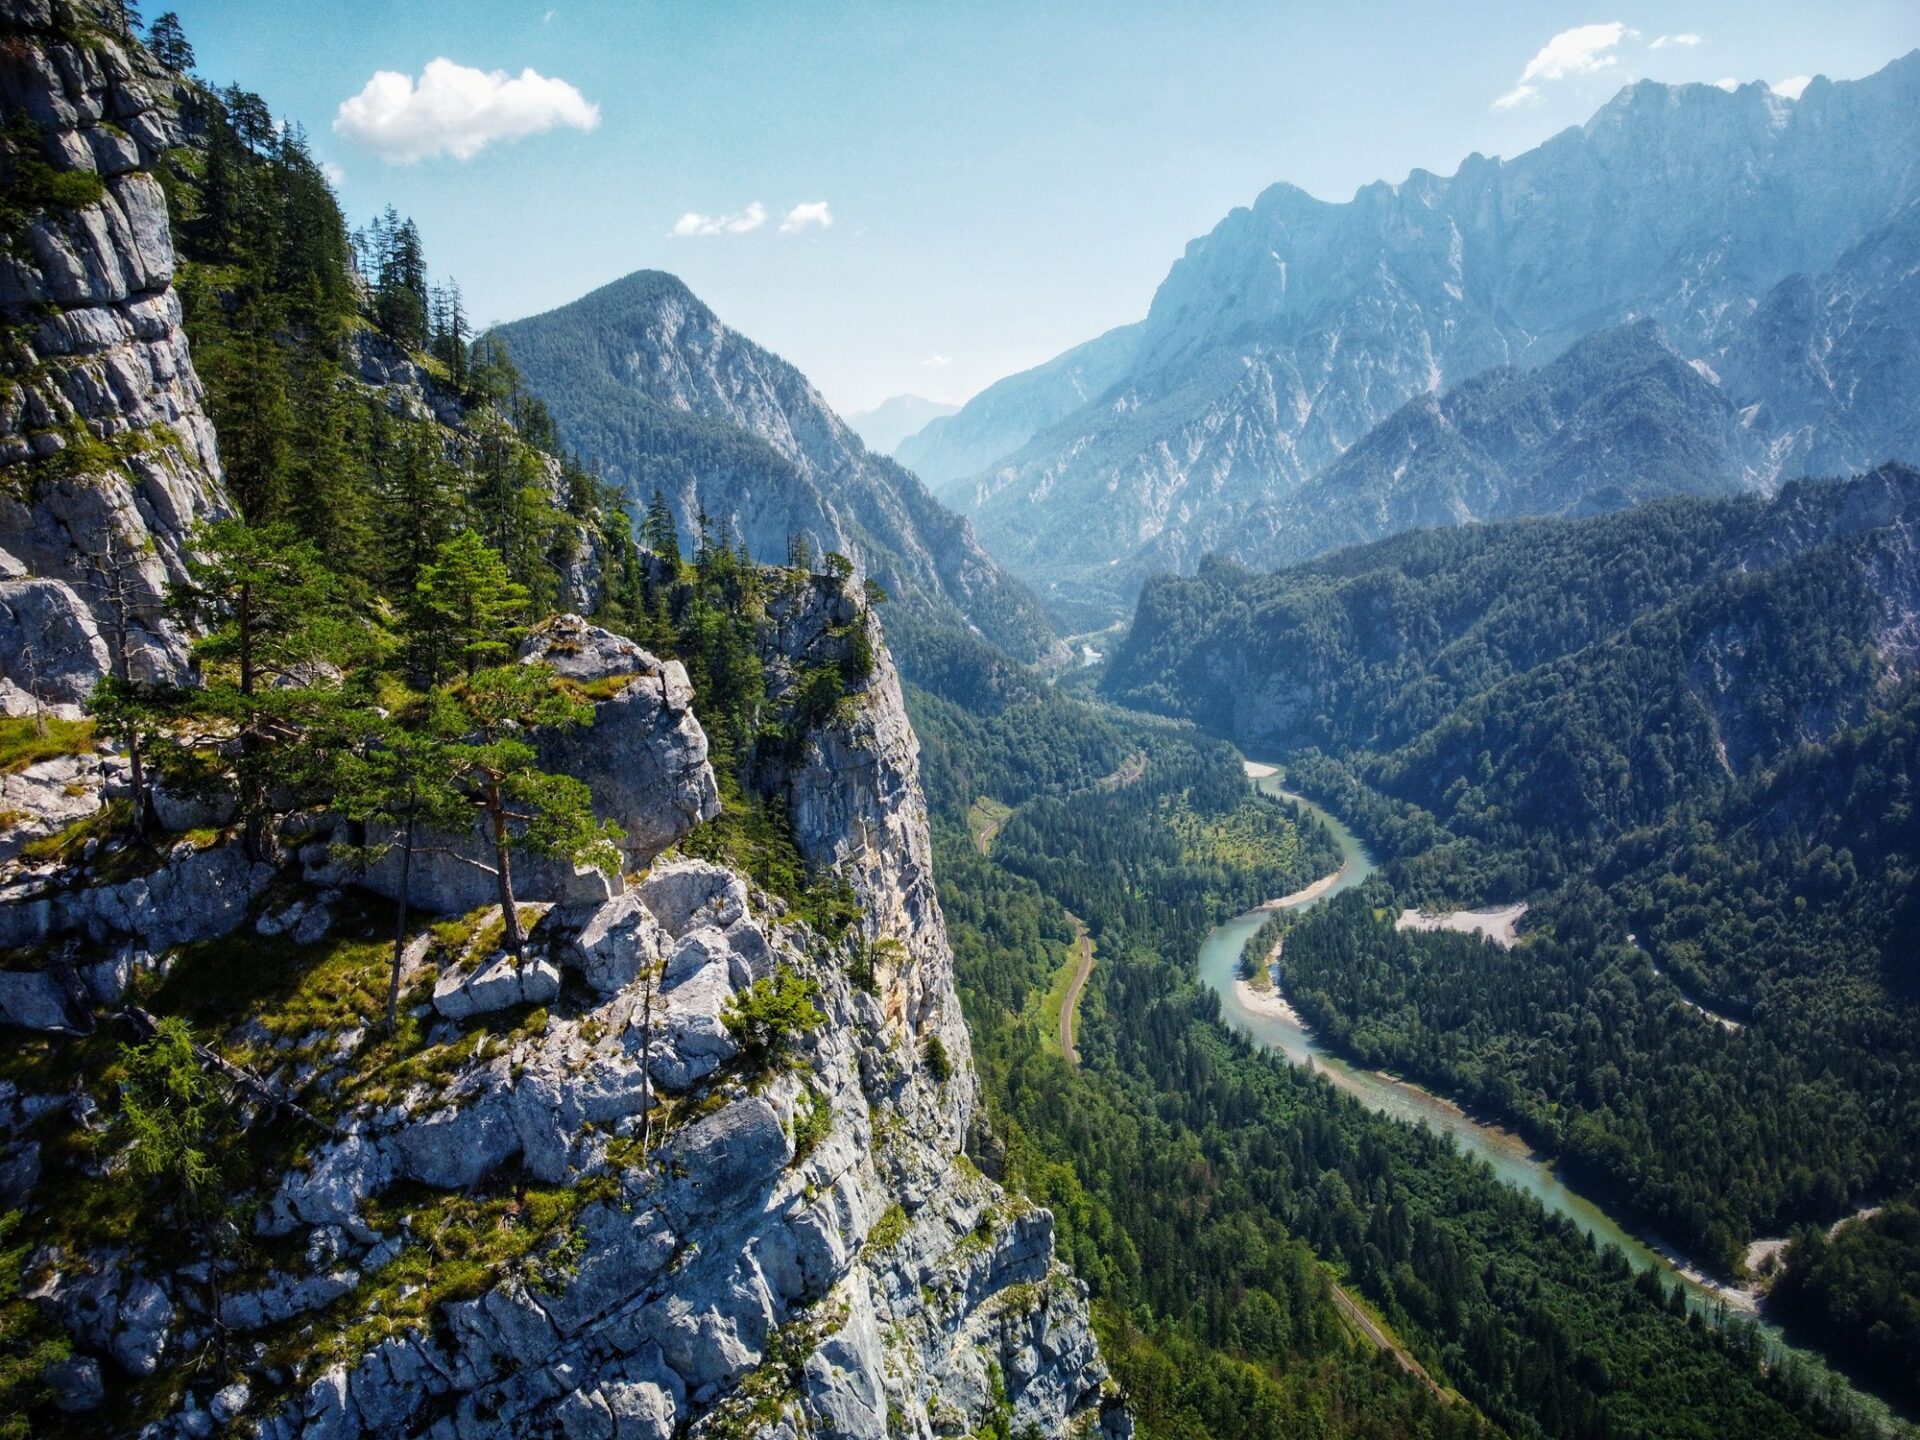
167,2,1920,416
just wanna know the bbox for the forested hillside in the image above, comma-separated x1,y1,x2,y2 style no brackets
906,681,1893,1438
1103,470,1920,1288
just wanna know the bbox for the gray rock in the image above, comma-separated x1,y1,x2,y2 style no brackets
671,1097,792,1199
51,842,273,950
393,1094,520,1190
433,953,561,1020
0,577,110,705
262,1134,388,1235
521,616,721,863
221,1269,359,1331
45,1354,105,1413
636,859,747,939
151,777,237,833
110,1275,172,1377
293,902,334,945
602,1380,675,1440
210,1380,252,1422
0,1138,40,1207
650,954,736,1091
0,966,75,1032
541,1205,676,1336
560,893,669,996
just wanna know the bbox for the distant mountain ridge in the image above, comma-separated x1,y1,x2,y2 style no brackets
846,394,958,456
893,322,1142,499
493,271,1062,666
928,54,1920,620
1215,320,1769,567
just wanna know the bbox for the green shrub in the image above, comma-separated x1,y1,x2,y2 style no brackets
721,967,825,1071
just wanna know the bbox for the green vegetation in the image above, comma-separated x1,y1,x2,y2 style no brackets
0,1210,68,1440
913,680,1894,1439
0,112,107,247
1772,1201,1920,1411
722,967,826,1072
868,1203,908,1251
1101,471,1920,1286
0,715,96,773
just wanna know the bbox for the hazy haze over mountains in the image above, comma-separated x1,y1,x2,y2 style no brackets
920,54,1920,622
845,394,959,456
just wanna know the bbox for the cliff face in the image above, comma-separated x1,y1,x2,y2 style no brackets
0,11,1121,1435
0,0,227,698
2,592,1125,1440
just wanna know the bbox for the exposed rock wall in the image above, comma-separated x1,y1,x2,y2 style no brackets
4,597,1126,1438
0,0,227,694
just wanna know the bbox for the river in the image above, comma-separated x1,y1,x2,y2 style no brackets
1197,761,1912,1433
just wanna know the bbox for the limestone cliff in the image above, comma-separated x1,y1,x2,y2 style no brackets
1,586,1126,1439
0,0,226,697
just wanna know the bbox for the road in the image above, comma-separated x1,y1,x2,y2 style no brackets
1326,1279,1447,1401
1059,913,1095,1067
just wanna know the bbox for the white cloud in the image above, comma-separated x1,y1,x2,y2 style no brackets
320,159,346,187
1712,76,1738,91
1651,33,1703,49
671,202,767,237
1495,22,1635,109
542,9,556,21
779,200,833,233
334,58,599,162
1772,74,1812,99
921,355,950,368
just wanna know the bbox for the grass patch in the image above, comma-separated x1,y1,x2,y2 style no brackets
966,795,1013,855
0,715,96,773
868,1202,907,1250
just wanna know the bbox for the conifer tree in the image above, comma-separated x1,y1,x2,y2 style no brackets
146,11,194,71
436,664,624,960
643,489,681,564
411,530,531,682
333,699,470,1032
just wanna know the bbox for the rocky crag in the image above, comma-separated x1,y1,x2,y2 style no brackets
3,589,1128,1439
492,271,1065,669
0,0,227,701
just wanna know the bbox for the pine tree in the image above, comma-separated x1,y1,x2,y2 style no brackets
166,520,372,855
146,11,195,71
643,489,681,564
369,407,462,599
411,530,531,682
284,343,370,572
438,664,624,959
333,701,470,1032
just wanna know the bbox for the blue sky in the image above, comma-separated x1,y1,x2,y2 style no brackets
168,2,1920,414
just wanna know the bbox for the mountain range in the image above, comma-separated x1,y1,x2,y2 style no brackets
845,394,958,455
493,272,1062,667
901,54,1920,622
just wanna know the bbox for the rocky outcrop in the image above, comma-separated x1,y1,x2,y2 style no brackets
521,613,722,862
351,615,721,915
0,0,228,692
3,575,1123,1435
